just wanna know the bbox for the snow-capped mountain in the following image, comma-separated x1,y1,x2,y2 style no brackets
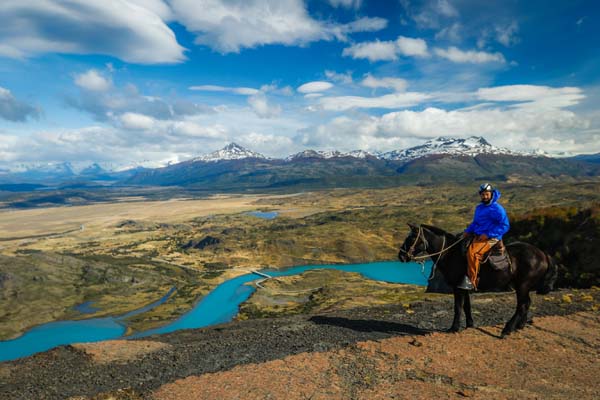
286,149,377,161
381,136,527,162
191,143,267,162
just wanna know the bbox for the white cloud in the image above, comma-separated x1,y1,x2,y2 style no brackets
120,112,156,130
434,46,505,63
168,121,225,139
396,36,429,57
189,85,260,95
343,40,399,62
325,70,354,84
436,0,459,17
68,79,214,122
341,17,387,33
74,70,112,92
168,0,384,53
495,22,519,47
247,94,281,118
0,1,186,64
304,93,324,99
328,0,362,9
318,92,430,111
0,86,40,122
435,22,462,42
409,0,460,29
297,105,593,155
126,0,173,19
297,81,334,94
361,75,408,92
477,85,585,108
343,36,429,61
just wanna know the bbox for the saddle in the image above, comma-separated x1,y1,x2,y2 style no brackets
485,240,512,271
461,236,512,272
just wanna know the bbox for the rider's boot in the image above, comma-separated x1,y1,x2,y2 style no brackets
457,275,475,291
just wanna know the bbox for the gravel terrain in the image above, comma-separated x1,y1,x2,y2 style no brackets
1,288,598,399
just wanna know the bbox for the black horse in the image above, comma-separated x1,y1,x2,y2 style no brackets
398,224,558,337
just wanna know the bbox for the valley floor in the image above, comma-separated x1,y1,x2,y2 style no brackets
1,287,598,399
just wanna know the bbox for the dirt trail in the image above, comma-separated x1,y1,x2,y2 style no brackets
1,288,598,400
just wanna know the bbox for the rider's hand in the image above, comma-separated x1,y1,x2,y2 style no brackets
479,233,488,240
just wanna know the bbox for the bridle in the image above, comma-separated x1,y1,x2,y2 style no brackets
400,225,465,280
399,225,428,260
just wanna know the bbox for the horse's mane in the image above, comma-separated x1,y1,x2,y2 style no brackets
421,224,460,240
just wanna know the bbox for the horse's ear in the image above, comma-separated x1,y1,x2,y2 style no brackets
407,222,417,231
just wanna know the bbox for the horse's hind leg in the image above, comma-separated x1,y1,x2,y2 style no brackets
516,292,531,330
463,292,474,328
502,286,530,337
449,289,465,332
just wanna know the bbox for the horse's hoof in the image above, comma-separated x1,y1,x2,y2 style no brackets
500,330,511,339
447,327,460,333
466,321,475,329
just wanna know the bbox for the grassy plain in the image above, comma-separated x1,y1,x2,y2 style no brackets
1,180,598,339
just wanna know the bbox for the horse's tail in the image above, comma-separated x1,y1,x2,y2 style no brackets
536,252,558,294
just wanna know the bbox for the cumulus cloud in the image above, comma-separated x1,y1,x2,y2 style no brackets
189,85,260,95
361,75,408,92
74,70,112,92
343,40,399,62
297,105,592,155
120,112,156,130
295,83,594,155
343,36,429,62
396,36,429,57
0,0,186,64
0,86,40,122
434,46,505,63
297,81,334,94
168,0,385,53
247,94,281,118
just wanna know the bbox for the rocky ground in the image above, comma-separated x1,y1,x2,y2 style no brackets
1,288,598,400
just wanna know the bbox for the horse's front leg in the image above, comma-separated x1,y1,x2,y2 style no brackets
463,292,474,328
449,289,465,332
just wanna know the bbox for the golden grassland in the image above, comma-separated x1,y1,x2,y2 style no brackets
1,180,598,339
237,269,441,320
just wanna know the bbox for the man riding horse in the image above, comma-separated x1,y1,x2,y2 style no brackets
459,183,510,291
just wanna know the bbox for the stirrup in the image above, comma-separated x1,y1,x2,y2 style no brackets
457,275,475,290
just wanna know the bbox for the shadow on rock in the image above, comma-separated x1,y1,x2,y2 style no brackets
309,316,430,335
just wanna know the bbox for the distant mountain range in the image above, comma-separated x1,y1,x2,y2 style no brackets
1,137,599,191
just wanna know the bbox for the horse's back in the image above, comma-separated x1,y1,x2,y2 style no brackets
505,241,555,291
506,241,547,260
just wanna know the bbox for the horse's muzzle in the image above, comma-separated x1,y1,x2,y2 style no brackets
398,249,410,262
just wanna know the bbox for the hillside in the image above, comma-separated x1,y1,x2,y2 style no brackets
1,288,598,399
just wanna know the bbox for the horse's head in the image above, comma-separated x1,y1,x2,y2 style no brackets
398,223,429,262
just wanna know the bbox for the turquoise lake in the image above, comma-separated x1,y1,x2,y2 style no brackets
0,260,431,362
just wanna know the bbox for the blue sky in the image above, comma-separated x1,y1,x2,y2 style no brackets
0,0,599,167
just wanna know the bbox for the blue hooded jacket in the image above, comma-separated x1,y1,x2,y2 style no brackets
465,189,510,239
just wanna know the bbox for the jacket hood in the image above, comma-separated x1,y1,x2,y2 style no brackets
484,189,501,205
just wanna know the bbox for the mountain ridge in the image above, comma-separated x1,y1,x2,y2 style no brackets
2,136,599,187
